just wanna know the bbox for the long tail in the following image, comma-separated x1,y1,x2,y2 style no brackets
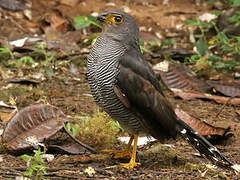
176,118,240,171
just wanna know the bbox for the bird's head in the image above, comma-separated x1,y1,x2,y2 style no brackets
97,10,139,43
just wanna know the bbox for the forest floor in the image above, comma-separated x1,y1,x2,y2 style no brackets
0,0,240,179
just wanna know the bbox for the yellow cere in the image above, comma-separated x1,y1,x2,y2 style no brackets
106,14,124,25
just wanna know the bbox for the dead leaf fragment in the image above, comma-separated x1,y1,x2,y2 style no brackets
172,88,240,105
60,0,79,6
49,142,90,155
175,108,232,139
207,80,240,97
43,13,69,35
0,0,26,11
0,112,15,122
154,61,210,92
2,104,68,151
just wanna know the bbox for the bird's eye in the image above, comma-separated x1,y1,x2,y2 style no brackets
114,16,122,23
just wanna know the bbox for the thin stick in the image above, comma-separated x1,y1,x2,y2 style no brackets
63,125,98,154
215,97,234,118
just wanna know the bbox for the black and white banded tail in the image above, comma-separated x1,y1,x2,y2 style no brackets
176,118,238,169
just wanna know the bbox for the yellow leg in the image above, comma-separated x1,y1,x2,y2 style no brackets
102,135,134,159
120,134,141,169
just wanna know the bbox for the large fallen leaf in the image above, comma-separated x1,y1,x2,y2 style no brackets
172,88,240,105
0,0,26,11
153,61,210,92
175,108,232,139
49,142,90,155
2,104,68,151
207,80,240,97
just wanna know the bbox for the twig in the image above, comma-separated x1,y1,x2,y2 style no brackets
44,173,79,179
0,171,21,176
0,167,81,172
215,97,234,118
63,125,98,154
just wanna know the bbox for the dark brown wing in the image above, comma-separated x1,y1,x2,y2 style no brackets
119,43,165,97
117,46,179,140
117,55,235,168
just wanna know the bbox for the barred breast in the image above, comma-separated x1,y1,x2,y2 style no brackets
87,36,145,134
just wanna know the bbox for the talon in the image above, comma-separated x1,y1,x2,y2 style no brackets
114,151,131,159
103,135,140,168
120,135,140,169
102,149,131,159
120,162,141,169
102,136,134,159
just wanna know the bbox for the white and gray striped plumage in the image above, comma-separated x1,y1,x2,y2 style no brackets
88,36,144,132
87,10,239,170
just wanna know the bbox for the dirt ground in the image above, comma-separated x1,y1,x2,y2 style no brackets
0,0,240,179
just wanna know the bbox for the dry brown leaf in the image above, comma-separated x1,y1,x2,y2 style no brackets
175,108,230,137
155,61,210,92
172,88,240,105
175,108,233,144
2,104,68,151
59,0,79,6
207,80,240,97
0,112,14,122
49,142,89,155
44,13,69,33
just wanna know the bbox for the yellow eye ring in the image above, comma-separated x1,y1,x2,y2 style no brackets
106,14,123,25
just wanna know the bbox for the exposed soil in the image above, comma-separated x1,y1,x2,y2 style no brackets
0,0,240,179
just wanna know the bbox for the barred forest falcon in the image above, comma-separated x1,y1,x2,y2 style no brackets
87,10,240,170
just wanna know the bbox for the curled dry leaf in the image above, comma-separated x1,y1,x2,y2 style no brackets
49,142,90,155
2,104,68,151
175,108,232,138
0,0,26,11
172,88,240,105
154,61,210,92
207,80,240,97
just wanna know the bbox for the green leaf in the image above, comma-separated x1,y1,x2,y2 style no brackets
21,154,30,162
184,19,199,26
196,39,208,56
24,168,33,177
74,16,102,30
87,15,102,28
74,16,91,29
71,125,79,137
219,33,229,43
65,122,71,131
17,56,35,67
207,0,219,4
207,55,221,61
231,0,240,7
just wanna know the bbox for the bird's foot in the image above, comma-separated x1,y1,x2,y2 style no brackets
120,161,141,169
102,149,131,159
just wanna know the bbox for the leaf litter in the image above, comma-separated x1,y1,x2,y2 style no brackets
2,104,96,154
0,0,240,179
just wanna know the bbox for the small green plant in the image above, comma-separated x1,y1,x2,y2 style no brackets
108,120,123,131
140,38,177,54
184,4,240,72
74,15,102,30
0,46,17,60
21,148,48,179
16,56,36,67
32,42,55,66
73,15,102,46
65,122,80,137
228,10,240,26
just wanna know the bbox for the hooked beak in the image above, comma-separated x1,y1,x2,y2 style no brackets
97,14,106,22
